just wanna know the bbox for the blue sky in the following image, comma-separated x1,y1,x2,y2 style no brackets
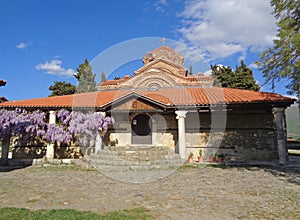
0,0,293,101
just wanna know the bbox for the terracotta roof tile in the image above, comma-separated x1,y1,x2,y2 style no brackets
98,76,131,86
99,79,124,86
185,75,214,82
0,79,7,86
0,97,8,102
0,87,295,109
149,46,177,54
134,58,186,75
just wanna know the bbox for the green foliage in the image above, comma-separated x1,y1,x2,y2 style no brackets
234,60,260,91
256,0,300,95
48,81,76,97
0,207,152,220
101,70,106,82
74,59,97,93
211,60,260,91
199,149,203,157
189,65,193,75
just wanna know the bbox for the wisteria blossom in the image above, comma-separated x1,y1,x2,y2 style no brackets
0,108,114,147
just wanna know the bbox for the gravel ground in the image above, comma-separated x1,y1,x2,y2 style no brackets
0,161,299,219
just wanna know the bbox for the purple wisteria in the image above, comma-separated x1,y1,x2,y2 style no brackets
57,109,115,146
0,108,114,147
0,109,47,145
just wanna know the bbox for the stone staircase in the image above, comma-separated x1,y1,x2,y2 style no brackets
86,145,185,171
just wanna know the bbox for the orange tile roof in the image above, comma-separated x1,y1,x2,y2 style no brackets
0,79,7,86
99,79,125,86
0,87,295,109
185,75,214,82
98,76,131,86
139,87,294,106
149,46,177,54
0,97,8,102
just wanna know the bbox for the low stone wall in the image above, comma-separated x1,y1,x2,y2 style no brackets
11,144,82,159
12,145,46,159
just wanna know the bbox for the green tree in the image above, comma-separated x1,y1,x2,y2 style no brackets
101,70,106,82
256,0,299,96
211,65,234,88
234,60,260,91
74,59,97,93
48,81,76,97
189,65,193,75
211,60,260,91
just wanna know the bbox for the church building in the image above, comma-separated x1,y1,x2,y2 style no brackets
0,46,295,165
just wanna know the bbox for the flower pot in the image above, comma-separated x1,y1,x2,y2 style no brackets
188,157,193,163
218,158,224,163
209,157,216,163
198,156,204,163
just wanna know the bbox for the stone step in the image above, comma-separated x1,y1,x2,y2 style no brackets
88,157,184,166
106,145,173,152
88,145,184,171
97,149,173,155
90,162,185,172
90,152,181,162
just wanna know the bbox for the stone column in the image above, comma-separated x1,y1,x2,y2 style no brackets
175,110,188,159
94,111,106,153
272,107,288,165
46,110,56,159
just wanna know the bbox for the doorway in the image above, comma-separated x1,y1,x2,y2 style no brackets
131,114,152,145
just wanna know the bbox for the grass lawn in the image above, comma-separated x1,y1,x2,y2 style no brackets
0,207,152,220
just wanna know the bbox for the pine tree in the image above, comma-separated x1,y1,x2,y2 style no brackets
256,0,299,96
211,61,260,91
48,81,76,97
101,70,106,82
234,60,260,91
189,65,193,75
211,65,235,88
74,59,97,93
256,0,299,126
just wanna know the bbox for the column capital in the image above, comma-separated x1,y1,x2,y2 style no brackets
49,110,56,124
175,110,188,119
97,111,106,117
272,107,285,113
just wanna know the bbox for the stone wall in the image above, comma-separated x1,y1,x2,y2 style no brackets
12,143,82,159
105,108,279,162
185,109,277,161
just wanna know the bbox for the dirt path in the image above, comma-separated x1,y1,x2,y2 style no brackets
0,163,299,219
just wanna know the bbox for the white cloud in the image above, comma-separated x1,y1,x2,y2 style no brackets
154,0,168,13
203,69,212,75
36,60,75,77
249,62,258,69
16,42,29,49
178,0,277,61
